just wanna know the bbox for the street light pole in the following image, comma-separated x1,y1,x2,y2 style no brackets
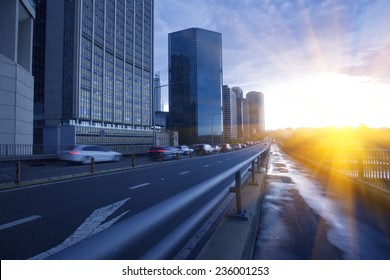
153,79,189,146
211,113,219,147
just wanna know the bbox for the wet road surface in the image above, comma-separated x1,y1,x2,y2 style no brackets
254,144,390,260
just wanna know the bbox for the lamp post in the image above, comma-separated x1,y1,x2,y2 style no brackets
211,113,219,147
153,79,188,146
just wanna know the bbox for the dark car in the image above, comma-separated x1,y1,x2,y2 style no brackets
192,144,213,155
147,146,179,160
220,143,232,153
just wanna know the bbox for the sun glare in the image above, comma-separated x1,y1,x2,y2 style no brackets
265,72,390,130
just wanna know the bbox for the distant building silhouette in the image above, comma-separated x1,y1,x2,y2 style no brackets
154,73,163,112
223,85,237,142
168,28,223,145
232,87,247,141
246,91,265,139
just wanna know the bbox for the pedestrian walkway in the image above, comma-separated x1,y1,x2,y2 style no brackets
254,144,390,260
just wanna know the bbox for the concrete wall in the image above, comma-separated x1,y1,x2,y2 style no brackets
0,54,34,146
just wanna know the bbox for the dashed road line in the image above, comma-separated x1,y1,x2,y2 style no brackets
0,215,41,231
203,165,210,167
179,171,190,175
129,183,150,190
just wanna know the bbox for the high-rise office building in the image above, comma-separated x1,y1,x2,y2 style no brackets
41,0,154,153
242,98,250,140
153,73,162,112
232,86,244,141
0,0,35,151
168,28,223,145
33,0,46,147
246,91,265,139
223,85,237,142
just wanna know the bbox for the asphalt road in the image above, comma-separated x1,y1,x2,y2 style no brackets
0,145,266,259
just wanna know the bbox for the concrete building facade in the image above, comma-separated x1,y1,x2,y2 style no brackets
0,0,35,154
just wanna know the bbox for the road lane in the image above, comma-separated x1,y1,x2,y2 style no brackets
0,145,267,259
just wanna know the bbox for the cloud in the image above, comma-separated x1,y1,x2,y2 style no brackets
154,0,390,89
340,42,390,84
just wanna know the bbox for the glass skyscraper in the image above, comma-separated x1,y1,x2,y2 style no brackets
168,28,223,145
41,0,154,153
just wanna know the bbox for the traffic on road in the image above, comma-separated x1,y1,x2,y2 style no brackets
0,143,268,259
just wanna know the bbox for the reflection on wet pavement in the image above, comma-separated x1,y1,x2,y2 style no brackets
254,144,390,260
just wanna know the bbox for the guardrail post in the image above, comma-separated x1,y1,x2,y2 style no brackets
176,153,179,160
228,171,249,220
15,161,20,185
90,158,95,175
235,171,242,214
249,160,258,185
159,154,162,163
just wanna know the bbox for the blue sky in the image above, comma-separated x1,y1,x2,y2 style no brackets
154,0,390,130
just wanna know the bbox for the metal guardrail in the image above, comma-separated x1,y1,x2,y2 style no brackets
46,143,271,260
281,146,390,192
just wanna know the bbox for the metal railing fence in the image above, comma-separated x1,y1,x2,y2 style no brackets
282,146,390,192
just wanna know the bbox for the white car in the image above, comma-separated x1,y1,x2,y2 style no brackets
61,145,121,164
176,145,194,155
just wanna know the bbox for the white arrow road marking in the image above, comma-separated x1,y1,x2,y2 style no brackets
30,197,131,260
0,215,41,231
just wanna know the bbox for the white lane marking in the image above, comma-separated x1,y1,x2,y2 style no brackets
129,183,150,190
0,215,41,231
179,171,190,175
30,197,131,260
203,165,210,167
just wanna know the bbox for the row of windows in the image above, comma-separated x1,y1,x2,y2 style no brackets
79,0,152,126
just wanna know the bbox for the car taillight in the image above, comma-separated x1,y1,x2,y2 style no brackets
69,151,80,155
148,150,168,153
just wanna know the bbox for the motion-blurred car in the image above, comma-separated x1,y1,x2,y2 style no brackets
220,143,232,153
176,145,194,155
192,144,213,155
147,146,179,160
233,143,242,150
60,145,121,164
